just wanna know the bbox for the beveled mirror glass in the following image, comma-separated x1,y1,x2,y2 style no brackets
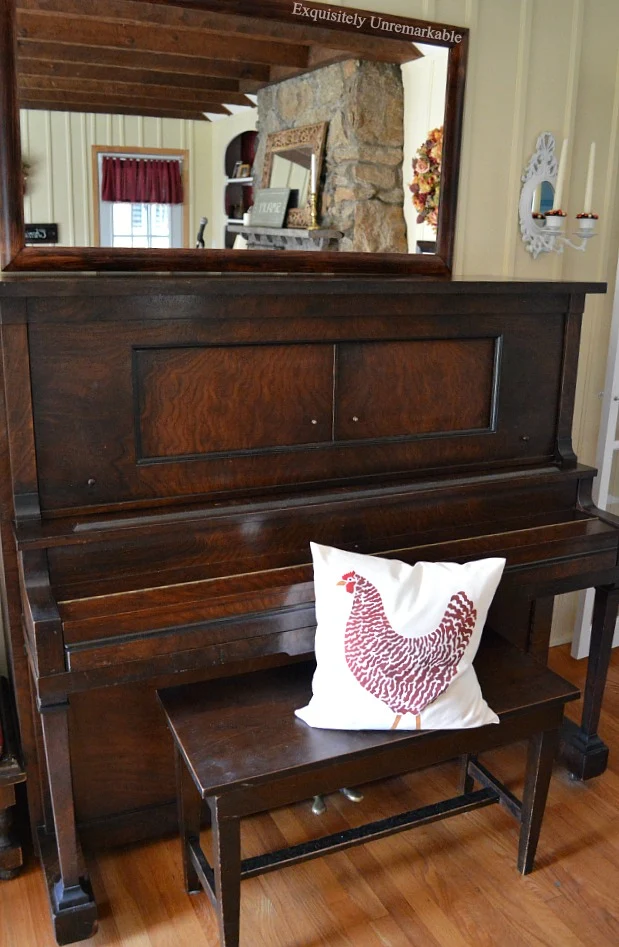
0,0,468,275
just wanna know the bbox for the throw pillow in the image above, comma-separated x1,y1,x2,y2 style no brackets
295,543,505,731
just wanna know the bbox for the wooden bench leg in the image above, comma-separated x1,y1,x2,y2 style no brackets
175,745,205,894
211,799,241,947
518,728,559,875
459,754,476,794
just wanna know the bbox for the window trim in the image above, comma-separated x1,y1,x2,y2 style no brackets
91,145,190,249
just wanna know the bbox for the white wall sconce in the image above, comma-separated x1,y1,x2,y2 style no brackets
519,132,598,258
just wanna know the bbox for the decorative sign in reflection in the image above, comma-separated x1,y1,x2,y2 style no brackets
25,223,58,244
250,189,292,228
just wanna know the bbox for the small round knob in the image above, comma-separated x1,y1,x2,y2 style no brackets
87,478,96,487
352,416,359,423
311,419,318,425
520,435,530,443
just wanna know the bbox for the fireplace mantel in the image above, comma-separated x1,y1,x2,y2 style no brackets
229,224,342,252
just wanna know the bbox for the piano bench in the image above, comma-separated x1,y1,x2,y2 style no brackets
158,637,579,947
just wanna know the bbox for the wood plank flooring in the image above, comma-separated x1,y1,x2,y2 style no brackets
2,645,619,947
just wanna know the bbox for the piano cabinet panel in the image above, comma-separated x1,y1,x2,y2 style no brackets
136,343,334,459
68,679,178,824
28,310,566,514
334,338,496,440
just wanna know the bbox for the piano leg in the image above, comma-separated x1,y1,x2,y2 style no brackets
39,700,97,945
561,585,619,781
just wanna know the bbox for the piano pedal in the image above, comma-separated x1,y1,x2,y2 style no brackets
311,795,326,815
311,788,364,815
340,787,364,803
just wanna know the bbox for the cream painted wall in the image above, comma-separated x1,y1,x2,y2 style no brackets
3,1,619,671
403,44,449,251
21,111,214,248
19,108,259,252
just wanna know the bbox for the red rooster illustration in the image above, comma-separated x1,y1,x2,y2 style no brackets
338,571,477,730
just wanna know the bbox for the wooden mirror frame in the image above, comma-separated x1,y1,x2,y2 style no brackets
0,0,468,276
261,122,328,229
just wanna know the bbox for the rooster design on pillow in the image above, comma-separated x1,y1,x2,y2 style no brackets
338,571,477,730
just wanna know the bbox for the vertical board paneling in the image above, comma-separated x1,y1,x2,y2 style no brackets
79,113,89,244
44,111,53,222
501,0,532,275
20,109,213,248
20,109,32,224
452,0,522,275
64,112,75,247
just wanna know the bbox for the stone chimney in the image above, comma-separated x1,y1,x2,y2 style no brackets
254,60,406,253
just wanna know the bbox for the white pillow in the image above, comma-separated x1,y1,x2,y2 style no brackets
295,544,505,731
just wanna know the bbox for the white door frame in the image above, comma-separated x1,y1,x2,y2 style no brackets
572,254,619,658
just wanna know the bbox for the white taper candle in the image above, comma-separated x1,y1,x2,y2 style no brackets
583,141,596,213
553,138,568,210
311,153,317,194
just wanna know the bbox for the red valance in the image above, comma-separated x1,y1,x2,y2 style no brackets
101,157,184,204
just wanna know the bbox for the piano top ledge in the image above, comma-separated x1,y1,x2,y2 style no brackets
0,275,608,304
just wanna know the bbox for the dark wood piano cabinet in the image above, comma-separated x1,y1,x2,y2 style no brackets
0,275,617,943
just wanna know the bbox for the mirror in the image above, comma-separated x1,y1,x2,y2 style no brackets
271,152,312,206
261,123,327,228
531,180,554,218
1,0,469,275
519,132,559,258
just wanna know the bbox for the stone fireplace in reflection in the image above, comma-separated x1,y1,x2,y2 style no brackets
254,60,406,253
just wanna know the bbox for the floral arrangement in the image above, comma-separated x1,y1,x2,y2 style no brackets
545,208,567,217
576,212,598,219
409,126,443,232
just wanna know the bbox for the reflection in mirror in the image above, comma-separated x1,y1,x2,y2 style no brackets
16,0,453,258
270,151,311,208
259,123,327,229
531,180,554,219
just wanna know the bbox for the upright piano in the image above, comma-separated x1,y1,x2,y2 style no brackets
1,275,618,944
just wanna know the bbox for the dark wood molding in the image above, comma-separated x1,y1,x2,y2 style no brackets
0,0,23,269
1,0,469,275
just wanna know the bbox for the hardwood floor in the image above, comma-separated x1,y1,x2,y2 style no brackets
2,645,619,947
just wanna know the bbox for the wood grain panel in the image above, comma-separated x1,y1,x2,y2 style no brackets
335,339,496,440
26,305,569,512
136,344,334,460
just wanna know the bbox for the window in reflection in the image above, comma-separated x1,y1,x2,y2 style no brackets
96,149,184,248
106,202,176,249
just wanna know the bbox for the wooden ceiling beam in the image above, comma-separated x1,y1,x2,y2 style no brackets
18,0,422,63
18,75,255,108
18,57,244,94
19,88,230,114
19,100,208,121
16,10,311,69
17,40,271,82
